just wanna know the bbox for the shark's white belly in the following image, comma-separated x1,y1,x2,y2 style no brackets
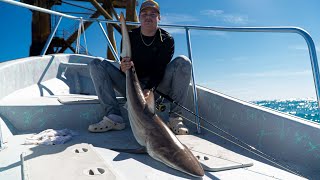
127,103,147,146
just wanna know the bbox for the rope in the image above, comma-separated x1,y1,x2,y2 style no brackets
76,18,82,54
75,18,88,55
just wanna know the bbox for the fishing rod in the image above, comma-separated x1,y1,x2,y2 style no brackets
155,89,258,147
155,90,202,118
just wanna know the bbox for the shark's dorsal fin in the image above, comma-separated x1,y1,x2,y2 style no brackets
145,91,155,113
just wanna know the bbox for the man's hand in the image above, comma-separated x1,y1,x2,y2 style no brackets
120,57,133,73
143,89,151,99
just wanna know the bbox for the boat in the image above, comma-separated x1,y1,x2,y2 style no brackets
1,0,320,179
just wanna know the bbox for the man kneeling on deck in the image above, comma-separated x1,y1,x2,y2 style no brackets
88,0,191,135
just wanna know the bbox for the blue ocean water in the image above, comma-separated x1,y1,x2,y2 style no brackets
254,99,320,123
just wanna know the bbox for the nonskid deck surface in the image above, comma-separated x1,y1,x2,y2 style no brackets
0,127,306,180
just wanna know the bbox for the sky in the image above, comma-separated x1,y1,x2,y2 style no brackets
1,0,320,101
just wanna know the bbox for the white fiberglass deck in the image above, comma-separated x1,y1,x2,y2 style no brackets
0,125,306,180
0,78,306,179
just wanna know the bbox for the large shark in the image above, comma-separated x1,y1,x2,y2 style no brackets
119,13,204,177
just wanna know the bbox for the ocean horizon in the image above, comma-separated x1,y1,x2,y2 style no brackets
253,98,320,123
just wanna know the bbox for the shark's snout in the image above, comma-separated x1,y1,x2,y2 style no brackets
175,149,205,177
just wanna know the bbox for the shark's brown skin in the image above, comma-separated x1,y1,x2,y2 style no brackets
119,13,204,177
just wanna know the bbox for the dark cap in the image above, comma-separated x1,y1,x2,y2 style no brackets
140,0,160,14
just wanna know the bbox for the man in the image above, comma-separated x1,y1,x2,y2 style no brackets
88,0,191,135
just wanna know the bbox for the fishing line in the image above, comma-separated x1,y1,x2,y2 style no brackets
155,90,305,178
174,112,305,178
114,57,305,177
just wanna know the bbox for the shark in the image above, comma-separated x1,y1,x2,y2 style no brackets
119,13,205,177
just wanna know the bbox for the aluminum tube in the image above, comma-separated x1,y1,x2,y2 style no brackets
98,22,120,63
41,16,63,55
1,0,78,19
185,28,201,133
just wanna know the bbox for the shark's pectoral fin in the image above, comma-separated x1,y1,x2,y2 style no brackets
145,90,155,113
110,146,147,154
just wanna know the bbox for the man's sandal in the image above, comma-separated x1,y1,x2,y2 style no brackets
167,117,189,135
88,116,125,133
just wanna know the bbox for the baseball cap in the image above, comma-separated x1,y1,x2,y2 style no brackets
140,0,160,14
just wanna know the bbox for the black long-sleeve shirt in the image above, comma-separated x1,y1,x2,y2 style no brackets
123,27,174,90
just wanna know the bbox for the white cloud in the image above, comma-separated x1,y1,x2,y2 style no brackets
159,13,228,36
290,45,308,51
289,44,320,52
223,14,249,25
162,28,185,34
200,9,249,25
160,13,198,24
159,13,198,34
201,10,224,16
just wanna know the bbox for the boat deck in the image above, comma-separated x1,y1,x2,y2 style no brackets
0,126,307,179
0,78,307,179
1,54,318,179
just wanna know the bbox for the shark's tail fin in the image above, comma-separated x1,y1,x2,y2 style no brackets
119,12,131,58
